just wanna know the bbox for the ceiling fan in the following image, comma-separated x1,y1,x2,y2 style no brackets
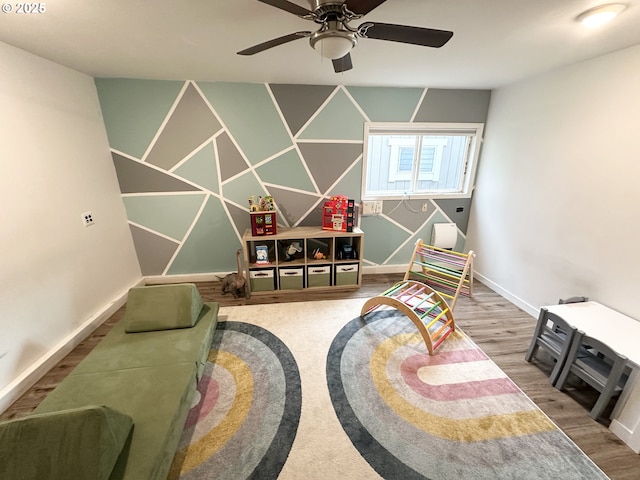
237,0,453,73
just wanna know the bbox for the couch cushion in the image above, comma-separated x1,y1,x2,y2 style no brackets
0,405,133,480
72,303,219,381
124,283,204,333
34,363,198,480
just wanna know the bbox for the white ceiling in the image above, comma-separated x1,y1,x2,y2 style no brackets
1,0,639,89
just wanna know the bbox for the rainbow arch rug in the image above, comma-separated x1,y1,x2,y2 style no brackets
169,321,301,479
168,300,608,480
327,309,608,479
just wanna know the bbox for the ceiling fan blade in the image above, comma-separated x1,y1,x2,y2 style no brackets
258,0,313,17
237,31,312,56
345,0,388,15
358,22,453,48
333,53,353,73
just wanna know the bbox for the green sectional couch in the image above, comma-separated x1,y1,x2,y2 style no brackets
0,283,219,480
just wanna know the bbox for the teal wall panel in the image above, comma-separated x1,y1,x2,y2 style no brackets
297,89,366,140
222,171,267,208
167,196,240,274
122,194,205,240
346,86,423,122
198,82,292,165
359,216,411,265
95,79,183,159
256,149,316,193
173,141,219,194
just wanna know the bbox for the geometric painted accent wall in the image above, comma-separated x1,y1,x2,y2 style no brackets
95,79,490,276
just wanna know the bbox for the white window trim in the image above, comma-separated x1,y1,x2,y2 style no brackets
362,122,484,200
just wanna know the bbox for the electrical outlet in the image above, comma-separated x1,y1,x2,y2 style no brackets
82,211,95,227
422,203,429,212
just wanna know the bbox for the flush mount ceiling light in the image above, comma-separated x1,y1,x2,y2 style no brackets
577,3,627,28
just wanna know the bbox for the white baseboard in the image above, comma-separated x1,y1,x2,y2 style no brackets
0,278,143,414
474,271,538,317
144,273,227,284
362,264,407,275
610,420,639,453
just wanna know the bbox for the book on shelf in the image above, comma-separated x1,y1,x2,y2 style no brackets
255,245,270,264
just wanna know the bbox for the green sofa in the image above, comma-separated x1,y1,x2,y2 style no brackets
0,283,219,480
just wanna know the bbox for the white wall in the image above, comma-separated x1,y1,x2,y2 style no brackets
467,44,640,320
0,42,142,411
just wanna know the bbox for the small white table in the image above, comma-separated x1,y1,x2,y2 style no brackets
544,301,640,453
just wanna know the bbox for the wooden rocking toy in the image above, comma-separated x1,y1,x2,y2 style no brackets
361,280,456,355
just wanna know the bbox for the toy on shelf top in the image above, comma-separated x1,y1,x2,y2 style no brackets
248,195,275,212
322,195,357,232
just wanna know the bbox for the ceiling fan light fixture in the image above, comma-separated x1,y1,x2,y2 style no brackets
310,30,357,60
577,3,627,28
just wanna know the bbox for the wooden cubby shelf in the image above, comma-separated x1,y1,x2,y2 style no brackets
242,226,364,294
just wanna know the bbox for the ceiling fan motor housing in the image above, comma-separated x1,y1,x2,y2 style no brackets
310,1,350,20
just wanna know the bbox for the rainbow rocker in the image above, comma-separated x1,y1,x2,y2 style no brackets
361,280,456,355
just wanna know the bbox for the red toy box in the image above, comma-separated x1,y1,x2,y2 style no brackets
250,211,277,236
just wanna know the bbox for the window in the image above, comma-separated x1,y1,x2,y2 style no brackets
362,123,484,199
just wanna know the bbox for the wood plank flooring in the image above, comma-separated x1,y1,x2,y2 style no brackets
3,274,639,478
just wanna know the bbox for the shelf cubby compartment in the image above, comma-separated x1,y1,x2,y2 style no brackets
334,236,361,262
306,237,332,264
247,239,276,267
277,238,305,264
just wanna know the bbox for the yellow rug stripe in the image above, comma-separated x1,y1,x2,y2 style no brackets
170,351,253,476
370,334,556,442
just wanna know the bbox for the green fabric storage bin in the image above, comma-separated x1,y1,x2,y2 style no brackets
335,263,359,286
250,269,275,292
307,265,331,287
279,267,304,290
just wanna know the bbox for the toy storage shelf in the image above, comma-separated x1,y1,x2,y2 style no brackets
242,226,364,295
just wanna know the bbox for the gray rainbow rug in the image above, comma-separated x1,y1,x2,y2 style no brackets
168,299,608,480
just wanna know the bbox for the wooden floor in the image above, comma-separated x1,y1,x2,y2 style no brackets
3,274,639,478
